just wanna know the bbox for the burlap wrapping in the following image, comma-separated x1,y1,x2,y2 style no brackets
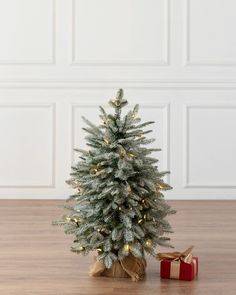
89,254,146,282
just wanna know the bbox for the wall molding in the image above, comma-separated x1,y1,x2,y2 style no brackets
184,0,236,67
183,104,236,188
71,0,170,66
0,103,56,188
2,80,236,89
0,0,56,65
71,102,170,182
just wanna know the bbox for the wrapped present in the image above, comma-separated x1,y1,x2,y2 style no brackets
157,246,198,281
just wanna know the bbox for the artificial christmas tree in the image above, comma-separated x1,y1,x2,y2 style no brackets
53,89,175,281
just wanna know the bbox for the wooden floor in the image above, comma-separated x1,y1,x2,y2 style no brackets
1,200,236,295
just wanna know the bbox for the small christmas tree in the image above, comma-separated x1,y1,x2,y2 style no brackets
53,89,175,281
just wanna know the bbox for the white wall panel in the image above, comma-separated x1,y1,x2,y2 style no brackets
185,0,236,65
0,104,55,187
72,0,169,65
184,105,236,187
0,0,54,64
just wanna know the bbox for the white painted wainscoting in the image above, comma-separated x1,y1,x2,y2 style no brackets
0,0,236,199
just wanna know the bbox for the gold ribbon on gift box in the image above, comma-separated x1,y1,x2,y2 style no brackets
157,245,194,263
157,246,195,279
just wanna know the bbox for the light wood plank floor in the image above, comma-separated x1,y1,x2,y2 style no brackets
1,200,236,295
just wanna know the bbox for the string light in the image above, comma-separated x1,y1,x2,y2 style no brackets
97,229,101,232
90,165,106,176
90,167,98,175
100,116,109,126
66,178,81,190
66,216,80,224
137,133,145,139
141,199,145,203
145,239,152,247
98,169,106,176
138,219,143,224
118,207,122,211
97,248,102,252
112,99,121,107
79,246,84,251
127,152,135,159
120,150,126,157
123,244,130,252
119,149,135,159
104,138,110,144
157,184,168,191
143,214,147,219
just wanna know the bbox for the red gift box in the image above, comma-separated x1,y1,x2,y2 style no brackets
158,246,198,281
160,257,198,281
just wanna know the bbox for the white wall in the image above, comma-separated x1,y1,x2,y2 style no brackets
0,0,236,199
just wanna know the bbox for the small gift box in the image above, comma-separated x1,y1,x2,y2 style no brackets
157,246,198,281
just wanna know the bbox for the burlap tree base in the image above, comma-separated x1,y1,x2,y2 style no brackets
90,254,147,282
